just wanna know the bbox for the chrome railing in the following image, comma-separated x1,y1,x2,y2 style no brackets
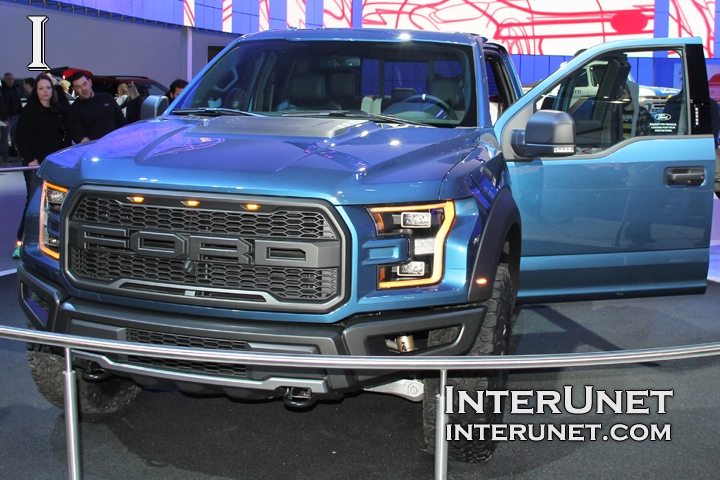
0,164,39,172
2,324,720,480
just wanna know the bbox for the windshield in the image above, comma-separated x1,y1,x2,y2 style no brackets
175,39,477,127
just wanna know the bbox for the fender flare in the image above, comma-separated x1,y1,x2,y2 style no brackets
466,186,522,303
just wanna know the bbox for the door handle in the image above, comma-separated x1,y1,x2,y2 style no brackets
665,167,705,186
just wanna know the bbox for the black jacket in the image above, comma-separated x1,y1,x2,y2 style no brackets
0,94,7,122
67,92,126,143
15,97,68,166
0,81,23,117
125,95,144,124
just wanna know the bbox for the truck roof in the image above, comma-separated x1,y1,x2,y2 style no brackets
242,27,482,45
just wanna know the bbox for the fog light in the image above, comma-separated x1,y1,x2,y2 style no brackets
395,335,416,352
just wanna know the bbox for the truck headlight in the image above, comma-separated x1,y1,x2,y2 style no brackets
368,201,455,288
39,181,68,260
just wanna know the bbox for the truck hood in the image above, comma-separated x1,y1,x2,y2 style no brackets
42,115,479,205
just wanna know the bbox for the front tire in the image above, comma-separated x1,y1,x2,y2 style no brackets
27,342,141,418
422,265,514,463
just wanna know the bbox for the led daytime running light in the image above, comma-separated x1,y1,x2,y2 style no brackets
39,181,68,260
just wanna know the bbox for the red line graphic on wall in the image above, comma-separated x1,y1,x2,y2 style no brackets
362,0,662,55
668,0,715,57
288,0,307,28
259,0,270,30
183,0,195,27
222,0,232,32
325,0,353,28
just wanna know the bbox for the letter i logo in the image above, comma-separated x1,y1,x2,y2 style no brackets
28,15,50,71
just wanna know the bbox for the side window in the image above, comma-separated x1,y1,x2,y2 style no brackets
486,60,500,124
535,48,686,154
485,56,515,125
136,84,150,98
575,69,589,88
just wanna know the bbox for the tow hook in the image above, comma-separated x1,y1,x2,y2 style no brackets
81,362,113,382
283,387,318,409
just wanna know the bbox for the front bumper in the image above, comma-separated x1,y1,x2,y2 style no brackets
18,264,487,398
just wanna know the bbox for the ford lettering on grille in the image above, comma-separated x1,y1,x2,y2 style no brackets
63,189,348,312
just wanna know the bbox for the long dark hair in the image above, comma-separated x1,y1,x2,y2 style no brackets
32,73,61,112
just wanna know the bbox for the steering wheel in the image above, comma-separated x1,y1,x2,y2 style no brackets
223,87,247,110
399,94,457,120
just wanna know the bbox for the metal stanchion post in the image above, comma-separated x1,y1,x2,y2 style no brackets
63,348,81,480
434,369,449,480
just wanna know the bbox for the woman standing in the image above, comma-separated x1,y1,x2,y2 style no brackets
124,83,144,124
115,82,129,115
13,73,68,258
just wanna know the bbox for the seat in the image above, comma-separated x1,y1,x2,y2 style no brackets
488,93,503,124
427,77,460,110
278,73,340,111
379,87,415,112
328,73,359,110
391,87,415,103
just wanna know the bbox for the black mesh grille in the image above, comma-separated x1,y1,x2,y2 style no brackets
126,356,248,378
64,190,347,310
72,196,336,239
70,247,338,300
125,329,247,378
126,329,247,350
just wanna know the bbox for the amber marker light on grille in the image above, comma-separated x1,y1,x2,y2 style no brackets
244,204,261,211
183,200,200,207
128,196,145,203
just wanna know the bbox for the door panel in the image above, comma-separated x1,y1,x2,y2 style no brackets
498,39,715,302
514,139,713,256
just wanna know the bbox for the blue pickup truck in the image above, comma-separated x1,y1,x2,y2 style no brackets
17,29,716,462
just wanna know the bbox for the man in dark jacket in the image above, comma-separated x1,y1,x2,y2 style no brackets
166,78,188,102
0,72,23,161
66,72,125,143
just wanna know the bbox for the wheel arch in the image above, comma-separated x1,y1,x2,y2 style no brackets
466,186,522,303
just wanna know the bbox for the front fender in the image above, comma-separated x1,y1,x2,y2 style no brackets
467,186,522,303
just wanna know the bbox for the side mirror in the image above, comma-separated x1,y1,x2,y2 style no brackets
511,110,576,159
141,95,169,120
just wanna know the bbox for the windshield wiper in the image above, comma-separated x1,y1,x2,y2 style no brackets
172,108,263,117
281,110,426,126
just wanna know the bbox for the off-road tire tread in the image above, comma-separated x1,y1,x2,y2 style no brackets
422,265,514,463
27,342,141,417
